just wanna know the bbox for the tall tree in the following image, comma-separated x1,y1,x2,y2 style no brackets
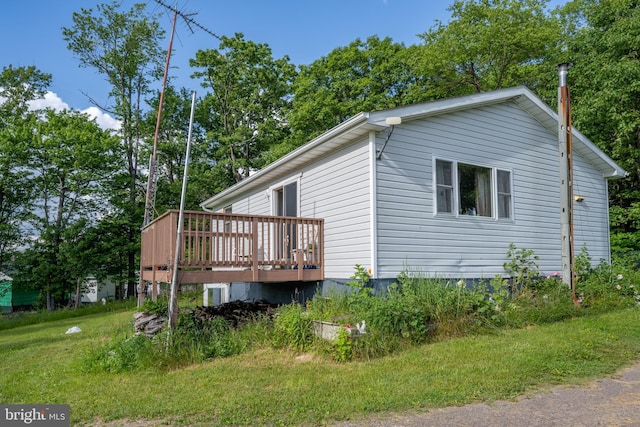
62,1,164,297
411,0,561,98
22,109,120,310
561,0,640,252
287,36,415,147
190,33,296,185
0,66,51,270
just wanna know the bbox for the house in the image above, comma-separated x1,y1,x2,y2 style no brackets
0,272,39,312
80,276,117,303
140,86,625,304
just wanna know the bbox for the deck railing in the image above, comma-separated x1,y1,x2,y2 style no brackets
140,210,324,285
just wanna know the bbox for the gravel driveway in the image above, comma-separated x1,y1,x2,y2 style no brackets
337,359,640,427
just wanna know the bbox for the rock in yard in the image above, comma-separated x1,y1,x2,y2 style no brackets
65,326,82,334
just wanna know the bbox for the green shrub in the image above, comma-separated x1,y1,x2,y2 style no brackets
305,289,351,323
85,248,640,369
141,297,169,317
82,332,159,373
333,325,352,362
577,256,640,312
272,303,313,351
167,311,246,364
359,281,431,343
503,278,581,327
504,243,540,294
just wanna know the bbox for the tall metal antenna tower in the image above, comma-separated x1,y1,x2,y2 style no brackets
142,1,222,228
139,1,222,307
155,0,223,41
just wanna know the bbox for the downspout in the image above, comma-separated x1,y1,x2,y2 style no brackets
557,63,575,295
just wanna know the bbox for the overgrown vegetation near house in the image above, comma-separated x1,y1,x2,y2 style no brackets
79,246,640,371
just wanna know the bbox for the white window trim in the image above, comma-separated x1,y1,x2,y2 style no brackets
269,174,302,216
432,156,457,216
496,168,515,221
203,283,230,307
432,157,514,221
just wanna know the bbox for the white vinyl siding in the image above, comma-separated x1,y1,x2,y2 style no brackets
222,138,372,278
375,101,611,278
299,139,372,277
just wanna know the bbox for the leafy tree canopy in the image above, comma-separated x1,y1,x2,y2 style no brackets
286,36,414,148
191,33,296,185
412,0,561,97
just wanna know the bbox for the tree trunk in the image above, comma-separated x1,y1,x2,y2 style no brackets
46,290,55,312
74,278,82,309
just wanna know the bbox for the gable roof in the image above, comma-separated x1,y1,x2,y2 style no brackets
201,86,626,210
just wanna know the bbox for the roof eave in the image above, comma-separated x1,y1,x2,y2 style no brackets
201,112,383,210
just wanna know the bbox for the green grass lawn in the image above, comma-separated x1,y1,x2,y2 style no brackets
1,307,639,426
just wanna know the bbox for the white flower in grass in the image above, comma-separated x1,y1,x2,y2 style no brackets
617,274,624,280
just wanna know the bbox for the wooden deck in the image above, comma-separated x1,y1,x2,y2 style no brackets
140,210,324,290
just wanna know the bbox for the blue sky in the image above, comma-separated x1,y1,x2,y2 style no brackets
2,0,566,121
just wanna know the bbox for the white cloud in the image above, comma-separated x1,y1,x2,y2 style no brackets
26,91,121,131
81,106,121,131
29,91,69,112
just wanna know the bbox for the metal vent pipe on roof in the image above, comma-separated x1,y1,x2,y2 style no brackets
558,63,570,88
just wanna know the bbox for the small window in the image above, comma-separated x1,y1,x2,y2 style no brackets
222,206,233,232
497,170,512,219
436,159,453,213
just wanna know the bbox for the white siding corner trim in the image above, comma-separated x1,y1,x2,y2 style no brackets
369,131,378,279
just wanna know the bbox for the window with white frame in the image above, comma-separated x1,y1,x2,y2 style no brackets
435,159,454,214
497,170,512,218
435,159,512,219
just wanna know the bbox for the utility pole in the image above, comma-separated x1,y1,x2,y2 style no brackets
557,63,575,296
168,90,196,334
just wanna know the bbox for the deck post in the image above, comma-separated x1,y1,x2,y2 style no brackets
252,217,259,282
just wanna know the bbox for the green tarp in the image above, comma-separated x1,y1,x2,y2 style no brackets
0,273,38,312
